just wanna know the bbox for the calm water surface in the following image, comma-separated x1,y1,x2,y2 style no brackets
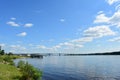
14,56,120,80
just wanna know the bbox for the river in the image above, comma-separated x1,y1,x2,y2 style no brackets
14,56,120,80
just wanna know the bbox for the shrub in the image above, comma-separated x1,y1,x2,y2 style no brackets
18,61,42,80
17,60,25,69
3,56,14,65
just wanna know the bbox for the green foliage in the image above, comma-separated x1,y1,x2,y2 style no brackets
0,50,5,55
2,55,15,65
8,52,13,55
0,52,42,80
0,54,25,64
17,60,25,69
18,61,42,80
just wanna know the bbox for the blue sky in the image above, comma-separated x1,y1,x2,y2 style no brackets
0,0,120,53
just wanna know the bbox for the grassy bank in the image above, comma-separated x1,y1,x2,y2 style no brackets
0,55,42,80
0,55,22,80
0,64,21,80
0,55,23,60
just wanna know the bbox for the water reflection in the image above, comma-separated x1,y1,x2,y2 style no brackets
14,56,120,80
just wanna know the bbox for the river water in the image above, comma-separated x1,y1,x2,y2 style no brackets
14,56,120,80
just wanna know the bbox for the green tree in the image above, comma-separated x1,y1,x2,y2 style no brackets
8,52,13,55
0,50,5,55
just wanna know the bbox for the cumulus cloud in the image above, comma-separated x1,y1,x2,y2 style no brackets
54,41,83,50
109,37,120,41
94,10,120,28
17,32,27,37
94,13,109,23
7,18,33,28
24,23,33,27
7,21,20,27
106,0,120,5
84,25,116,38
109,11,120,27
5,0,120,53
31,25,116,52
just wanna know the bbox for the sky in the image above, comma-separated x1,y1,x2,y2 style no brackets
1,0,120,53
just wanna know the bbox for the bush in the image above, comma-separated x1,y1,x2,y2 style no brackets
17,60,25,69
18,61,42,80
3,55,15,65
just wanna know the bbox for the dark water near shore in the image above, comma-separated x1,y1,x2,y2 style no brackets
14,56,120,80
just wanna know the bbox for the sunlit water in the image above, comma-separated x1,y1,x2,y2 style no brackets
14,56,120,80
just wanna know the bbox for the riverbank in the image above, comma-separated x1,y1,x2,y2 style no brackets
0,64,21,80
0,55,42,80
0,55,22,80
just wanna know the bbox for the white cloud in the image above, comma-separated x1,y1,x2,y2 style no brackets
54,41,83,50
36,45,46,49
94,10,120,28
51,26,115,51
94,13,109,23
84,25,116,38
115,4,120,11
106,0,120,5
109,11,120,27
0,43,5,47
11,17,16,20
6,0,120,53
97,11,104,14
53,45,61,49
109,37,120,41
10,45,26,50
10,45,20,48
74,44,83,48
24,23,33,27
10,45,26,53
59,42,74,46
71,37,93,43
7,21,20,27
60,19,65,22
17,32,27,37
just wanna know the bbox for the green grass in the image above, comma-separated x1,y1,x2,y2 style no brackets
0,64,21,80
0,55,22,59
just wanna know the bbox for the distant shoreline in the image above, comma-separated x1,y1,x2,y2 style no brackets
64,51,120,56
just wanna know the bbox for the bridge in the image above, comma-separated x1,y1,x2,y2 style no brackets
14,53,43,58
30,54,43,58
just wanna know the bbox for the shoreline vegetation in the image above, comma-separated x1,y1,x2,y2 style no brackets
0,49,42,80
64,51,120,56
